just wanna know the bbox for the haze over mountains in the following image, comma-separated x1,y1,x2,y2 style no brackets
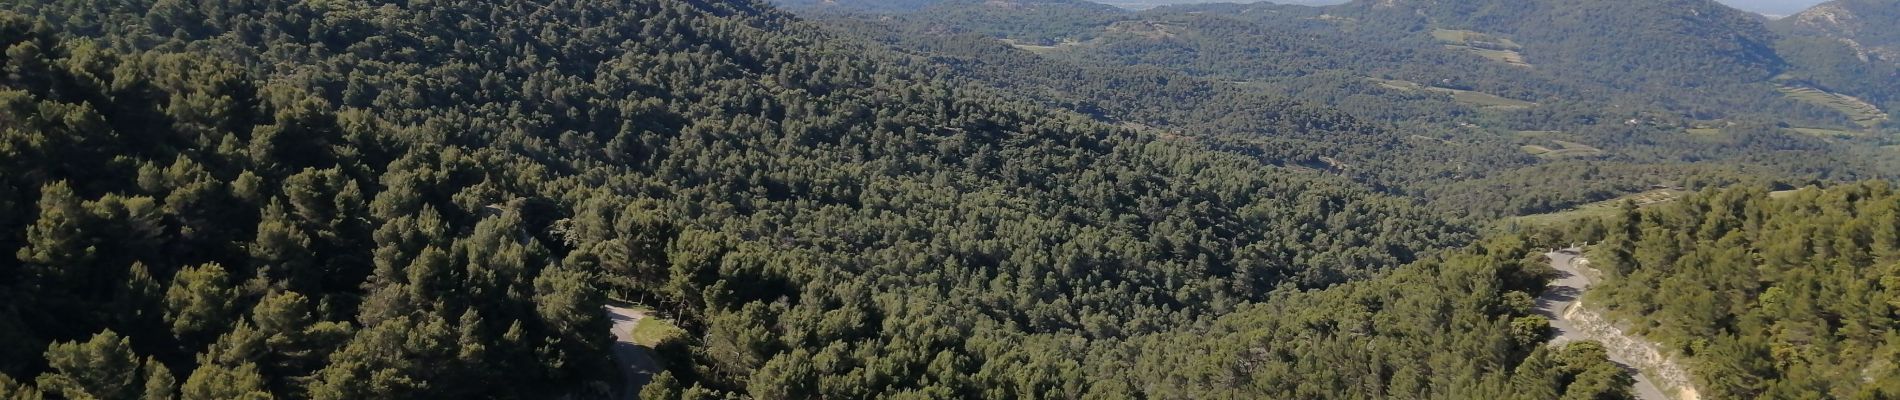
963,0,1835,16
1094,0,1344,9
0,0,1894,399
769,0,1900,393
1777,0,1900,61
1722,0,1835,16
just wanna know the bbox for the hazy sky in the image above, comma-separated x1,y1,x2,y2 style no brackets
1102,0,1833,16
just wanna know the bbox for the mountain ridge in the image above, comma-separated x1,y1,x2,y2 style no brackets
1776,0,1900,63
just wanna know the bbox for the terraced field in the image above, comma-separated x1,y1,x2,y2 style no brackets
1520,138,1605,159
1451,90,1536,109
1777,84,1888,128
1432,29,1532,67
1001,38,1086,54
1503,189,1684,228
1373,78,1537,110
1787,127,1865,139
1685,127,1723,136
1769,188,1809,199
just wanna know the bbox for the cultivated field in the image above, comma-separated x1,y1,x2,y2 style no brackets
1432,29,1532,67
1519,137,1605,159
1373,78,1536,110
1777,84,1888,128
1503,188,1684,228
1001,38,1086,54
1787,127,1865,139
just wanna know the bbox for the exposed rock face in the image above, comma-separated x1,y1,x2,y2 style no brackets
1778,0,1900,62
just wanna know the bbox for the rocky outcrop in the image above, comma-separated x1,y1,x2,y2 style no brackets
1777,0,1900,62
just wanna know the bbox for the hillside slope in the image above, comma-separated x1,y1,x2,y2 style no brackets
0,0,1611,398
1777,0,1900,63
790,0,1900,220
1348,0,1787,89
772,0,940,13
1576,183,1900,399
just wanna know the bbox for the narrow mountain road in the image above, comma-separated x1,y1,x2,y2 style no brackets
607,305,662,400
1539,248,1670,400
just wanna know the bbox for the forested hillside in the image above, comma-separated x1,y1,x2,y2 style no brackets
893,0,1128,45
1355,0,1786,89
772,0,938,14
1772,0,1900,112
0,0,1570,397
782,0,1900,128
1777,0,1900,64
1,0,1892,398
0,16,610,399
810,16,1535,197
1575,183,1900,399
1100,235,1638,399
787,0,1900,220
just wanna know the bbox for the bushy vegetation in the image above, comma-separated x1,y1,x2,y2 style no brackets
787,0,1900,221
1576,182,1900,399
0,0,1520,397
1099,235,1636,399
0,0,1892,398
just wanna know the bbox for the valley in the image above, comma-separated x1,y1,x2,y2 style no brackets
0,0,1892,399
772,0,1900,398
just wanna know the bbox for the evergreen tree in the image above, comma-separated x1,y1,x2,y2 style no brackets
163,264,236,345
33,331,155,400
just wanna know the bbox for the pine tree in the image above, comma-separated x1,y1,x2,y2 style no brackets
248,200,315,293
140,357,174,400
641,372,682,400
112,263,166,338
16,182,96,324
0,373,45,400
179,362,270,400
1508,348,1562,400
34,330,143,400
532,267,610,384
247,291,346,391
163,263,236,344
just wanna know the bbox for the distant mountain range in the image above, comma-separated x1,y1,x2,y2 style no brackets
843,0,1834,15
1723,0,1833,16
1777,0,1900,61
776,0,1900,188
1092,0,1344,9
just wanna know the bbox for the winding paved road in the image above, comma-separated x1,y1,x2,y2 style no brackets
606,305,662,400
1539,249,1669,400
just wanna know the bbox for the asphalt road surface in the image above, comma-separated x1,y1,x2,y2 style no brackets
607,305,662,400
1540,248,1669,400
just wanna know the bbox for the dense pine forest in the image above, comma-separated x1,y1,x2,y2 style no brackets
0,0,1520,397
783,0,1900,221
0,0,1894,398
1577,183,1900,399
